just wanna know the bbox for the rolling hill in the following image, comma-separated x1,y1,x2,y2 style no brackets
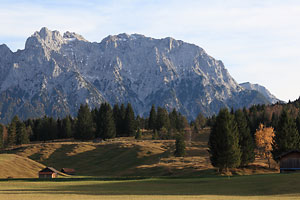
2,129,278,177
0,154,45,178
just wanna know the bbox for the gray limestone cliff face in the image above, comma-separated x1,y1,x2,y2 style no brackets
0,27,271,123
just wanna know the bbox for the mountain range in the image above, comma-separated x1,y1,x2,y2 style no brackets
0,27,279,123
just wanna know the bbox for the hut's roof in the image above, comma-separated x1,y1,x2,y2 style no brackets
278,150,300,159
61,168,76,173
39,167,60,174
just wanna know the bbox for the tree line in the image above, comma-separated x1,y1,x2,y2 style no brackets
0,103,189,148
208,107,300,172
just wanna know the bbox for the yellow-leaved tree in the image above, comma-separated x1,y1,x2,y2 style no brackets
255,123,275,168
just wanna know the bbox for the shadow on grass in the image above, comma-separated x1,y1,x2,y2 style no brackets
1,173,300,196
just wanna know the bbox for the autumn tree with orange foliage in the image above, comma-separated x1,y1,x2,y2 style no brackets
255,124,275,168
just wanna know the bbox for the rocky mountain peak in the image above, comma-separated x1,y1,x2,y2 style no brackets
0,44,12,56
63,31,87,42
0,28,274,123
25,27,64,51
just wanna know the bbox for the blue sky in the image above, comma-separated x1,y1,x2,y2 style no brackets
0,0,300,101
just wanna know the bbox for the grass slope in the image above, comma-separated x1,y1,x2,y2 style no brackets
0,154,45,178
2,128,278,177
2,130,213,177
0,173,300,200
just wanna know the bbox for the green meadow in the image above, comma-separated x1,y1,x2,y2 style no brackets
1,173,300,200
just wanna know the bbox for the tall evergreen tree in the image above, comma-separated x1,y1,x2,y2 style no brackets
148,105,157,131
234,109,255,167
272,110,300,161
62,116,72,138
169,108,178,130
174,133,186,157
208,108,241,172
7,121,17,146
57,118,63,139
156,107,170,131
16,122,29,145
119,104,127,136
97,103,116,139
124,103,136,136
75,104,95,140
113,104,123,136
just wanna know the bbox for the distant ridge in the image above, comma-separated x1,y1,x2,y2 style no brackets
240,82,281,104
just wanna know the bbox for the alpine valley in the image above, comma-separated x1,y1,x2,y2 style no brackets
0,27,279,123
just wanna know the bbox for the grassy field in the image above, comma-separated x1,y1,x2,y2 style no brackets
1,129,214,177
1,129,277,178
0,154,45,178
0,173,300,200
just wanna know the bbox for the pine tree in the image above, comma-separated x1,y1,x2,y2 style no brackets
169,108,178,130
16,122,29,145
62,117,72,138
75,104,95,140
119,104,126,136
97,103,116,139
176,113,188,131
113,104,125,137
148,105,157,131
156,107,170,131
234,109,255,167
57,118,63,139
124,103,136,136
7,122,17,146
272,110,300,161
174,133,185,157
208,108,241,172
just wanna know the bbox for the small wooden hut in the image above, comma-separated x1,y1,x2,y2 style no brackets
61,168,76,175
278,150,300,173
39,167,59,178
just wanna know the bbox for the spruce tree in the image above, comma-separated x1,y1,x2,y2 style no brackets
124,103,136,136
97,103,116,139
148,105,157,131
75,104,95,140
174,133,186,157
7,122,17,146
16,123,29,145
119,104,126,136
57,118,63,139
234,109,255,167
272,110,300,161
62,117,72,138
156,107,170,131
208,108,241,172
169,108,178,130
113,104,126,137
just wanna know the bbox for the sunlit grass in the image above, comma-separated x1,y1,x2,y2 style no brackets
0,173,300,200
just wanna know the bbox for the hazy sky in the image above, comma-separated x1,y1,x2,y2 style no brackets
0,0,300,101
